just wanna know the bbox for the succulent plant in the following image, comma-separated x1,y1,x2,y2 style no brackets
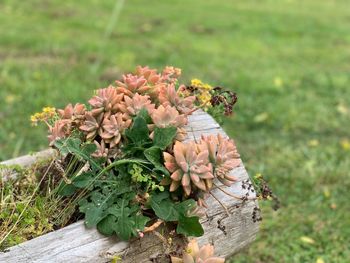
161,66,182,83
150,105,188,141
171,239,225,263
115,74,149,97
119,93,155,116
88,86,123,114
163,141,214,196
158,84,196,114
99,113,132,148
57,103,86,125
79,112,104,140
135,65,160,85
91,140,108,158
199,134,240,186
47,120,70,146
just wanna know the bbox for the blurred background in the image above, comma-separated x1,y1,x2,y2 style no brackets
0,0,349,262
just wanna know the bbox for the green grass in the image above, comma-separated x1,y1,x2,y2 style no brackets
1,0,350,261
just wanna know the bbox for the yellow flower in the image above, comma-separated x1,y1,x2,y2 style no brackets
300,236,315,244
31,106,56,125
274,77,283,88
202,83,213,90
191,78,203,87
42,107,56,115
198,91,211,105
340,139,350,150
308,139,319,147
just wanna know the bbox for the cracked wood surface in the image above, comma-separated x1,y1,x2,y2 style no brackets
0,110,259,263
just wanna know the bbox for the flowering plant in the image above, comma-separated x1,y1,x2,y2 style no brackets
31,66,244,259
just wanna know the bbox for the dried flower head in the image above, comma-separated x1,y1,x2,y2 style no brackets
171,239,225,263
164,141,214,196
199,134,240,186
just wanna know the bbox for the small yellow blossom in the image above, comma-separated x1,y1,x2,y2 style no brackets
316,257,325,263
255,173,263,179
336,103,348,115
191,78,213,91
323,188,330,198
340,139,350,150
30,106,56,125
42,107,56,115
300,236,315,244
274,77,283,88
5,94,16,104
308,139,319,147
254,112,269,123
198,91,211,105
191,78,203,87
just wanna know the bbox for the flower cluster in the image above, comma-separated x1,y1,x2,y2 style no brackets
181,79,238,116
30,107,56,126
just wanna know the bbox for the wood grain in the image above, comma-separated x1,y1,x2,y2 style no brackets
0,110,259,263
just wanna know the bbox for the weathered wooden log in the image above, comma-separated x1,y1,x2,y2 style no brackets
0,110,259,263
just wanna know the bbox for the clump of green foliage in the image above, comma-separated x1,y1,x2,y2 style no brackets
0,163,58,250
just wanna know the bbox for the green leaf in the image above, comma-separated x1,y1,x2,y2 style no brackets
176,215,204,237
57,182,77,196
144,146,169,176
150,192,203,237
149,192,179,221
54,138,100,171
72,172,95,188
107,196,149,240
137,108,152,123
153,127,177,150
125,111,150,146
79,192,109,228
97,215,116,236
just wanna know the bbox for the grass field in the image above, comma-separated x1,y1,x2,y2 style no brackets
1,0,350,262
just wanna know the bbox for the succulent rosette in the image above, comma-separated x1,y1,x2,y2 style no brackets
171,239,225,263
199,134,241,186
99,113,132,148
150,105,188,141
158,84,196,114
164,141,214,196
88,86,123,115
119,93,155,116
